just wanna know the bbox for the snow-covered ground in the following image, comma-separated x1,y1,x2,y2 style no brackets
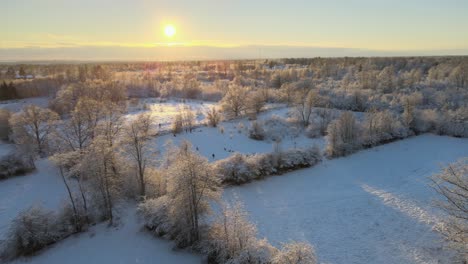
150,106,325,162
0,97,49,112
0,142,14,158
1,96,467,264
224,134,468,264
125,98,216,132
11,206,201,264
0,159,65,240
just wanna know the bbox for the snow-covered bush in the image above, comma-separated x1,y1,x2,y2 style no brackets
215,147,322,185
138,196,174,237
361,110,409,147
214,153,261,184
203,200,278,264
262,114,301,141
0,153,35,180
273,242,317,264
413,109,441,134
438,107,468,138
1,206,73,260
326,112,361,157
249,121,265,140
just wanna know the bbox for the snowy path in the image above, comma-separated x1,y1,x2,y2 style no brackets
224,134,468,264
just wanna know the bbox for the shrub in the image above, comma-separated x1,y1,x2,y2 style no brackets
171,114,183,134
249,121,265,140
0,153,35,180
273,242,317,264
1,206,73,261
206,107,222,127
138,196,174,238
0,109,11,141
215,147,322,185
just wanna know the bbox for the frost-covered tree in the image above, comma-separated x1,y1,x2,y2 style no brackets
58,98,102,151
77,136,123,224
171,113,183,134
165,141,221,245
206,107,221,127
121,113,153,197
10,105,59,156
431,158,468,260
402,98,415,131
326,111,360,157
246,90,266,118
295,90,318,126
50,151,85,231
206,200,275,263
221,85,249,118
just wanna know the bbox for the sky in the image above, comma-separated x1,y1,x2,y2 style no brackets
1,0,468,61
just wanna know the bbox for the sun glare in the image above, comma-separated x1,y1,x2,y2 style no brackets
164,25,176,38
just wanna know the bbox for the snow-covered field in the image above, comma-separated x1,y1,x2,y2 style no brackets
150,106,325,162
224,134,468,264
1,96,467,264
125,98,216,132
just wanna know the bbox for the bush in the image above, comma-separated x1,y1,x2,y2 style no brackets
215,147,322,185
0,109,11,141
1,206,73,261
273,242,317,264
171,114,183,134
249,121,265,140
0,153,35,180
138,196,174,238
206,107,222,127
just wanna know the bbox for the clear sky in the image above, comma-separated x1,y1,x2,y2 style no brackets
2,0,468,60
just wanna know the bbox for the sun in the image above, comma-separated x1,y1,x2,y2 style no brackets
164,24,176,38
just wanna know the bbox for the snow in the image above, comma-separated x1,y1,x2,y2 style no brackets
2,95,467,264
150,106,325,162
12,206,201,264
0,159,66,240
0,142,14,158
224,134,468,264
124,98,216,132
0,97,49,112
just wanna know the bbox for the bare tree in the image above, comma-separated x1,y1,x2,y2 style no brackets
221,85,249,118
295,90,318,126
246,90,266,118
326,111,360,157
122,113,153,197
207,200,263,262
431,158,468,260
58,98,102,151
166,141,221,245
10,105,59,156
206,107,222,127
